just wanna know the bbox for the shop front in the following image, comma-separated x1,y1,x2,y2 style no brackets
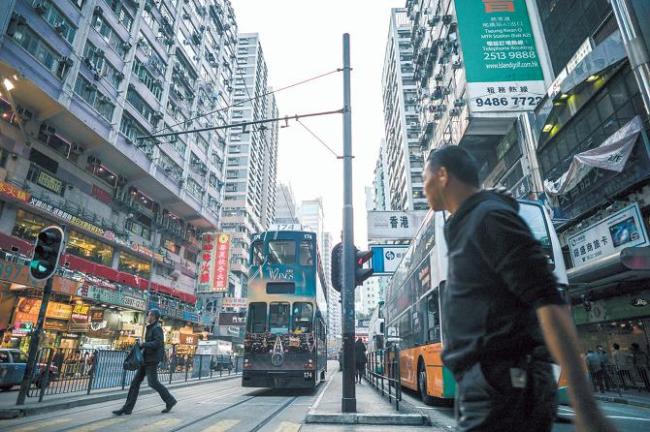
118,252,151,278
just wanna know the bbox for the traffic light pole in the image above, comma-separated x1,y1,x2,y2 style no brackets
16,277,53,405
341,33,356,413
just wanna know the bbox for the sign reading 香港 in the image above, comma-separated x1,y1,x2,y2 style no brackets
455,0,546,112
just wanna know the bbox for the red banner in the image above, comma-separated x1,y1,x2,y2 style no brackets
0,181,30,203
197,232,230,293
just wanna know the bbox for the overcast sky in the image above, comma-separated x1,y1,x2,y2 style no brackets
232,0,404,246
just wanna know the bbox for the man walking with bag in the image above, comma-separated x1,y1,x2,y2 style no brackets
423,146,615,431
113,309,177,415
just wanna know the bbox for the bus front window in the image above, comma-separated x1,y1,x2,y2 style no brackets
248,302,267,333
269,302,290,334
268,241,296,264
292,302,313,334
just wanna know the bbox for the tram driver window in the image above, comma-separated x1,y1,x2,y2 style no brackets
292,302,313,334
426,292,440,343
247,302,267,333
268,240,296,264
269,302,290,334
251,240,264,266
299,241,314,266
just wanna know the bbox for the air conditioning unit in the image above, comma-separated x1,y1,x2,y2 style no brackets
433,112,443,120
449,108,461,117
442,15,453,25
94,6,103,16
454,98,466,107
33,2,46,14
452,60,463,69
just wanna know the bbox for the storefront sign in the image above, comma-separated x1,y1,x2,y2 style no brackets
574,290,650,325
567,203,649,268
91,184,113,205
44,319,69,332
221,297,248,310
197,233,231,293
367,211,428,240
77,284,147,311
14,298,73,325
90,309,105,322
455,0,546,112
0,181,30,202
28,196,105,236
36,171,63,194
218,312,246,326
113,237,164,263
179,333,198,345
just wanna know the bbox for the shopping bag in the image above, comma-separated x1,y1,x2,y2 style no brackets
123,343,143,371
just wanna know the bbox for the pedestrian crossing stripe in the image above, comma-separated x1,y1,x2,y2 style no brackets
200,419,240,432
275,421,301,432
134,418,182,432
66,417,128,432
14,418,72,432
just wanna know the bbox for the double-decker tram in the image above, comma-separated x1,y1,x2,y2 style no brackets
383,200,568,403
242,229,328,389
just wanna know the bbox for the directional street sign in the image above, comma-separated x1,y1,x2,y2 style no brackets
370,244,409,275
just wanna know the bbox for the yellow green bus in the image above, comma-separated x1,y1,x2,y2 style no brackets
383,200,569,403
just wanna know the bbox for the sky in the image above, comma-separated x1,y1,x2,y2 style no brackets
231,0,404,246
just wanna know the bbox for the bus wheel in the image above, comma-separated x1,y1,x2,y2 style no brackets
418,363,435,406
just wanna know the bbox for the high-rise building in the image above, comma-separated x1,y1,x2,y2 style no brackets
221,33,278,295
373,139,391,211
274,183,300,225
322,231,340,337
0,0,238,341
382,8,428,211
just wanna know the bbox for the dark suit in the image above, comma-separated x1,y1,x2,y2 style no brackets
123,322,175,412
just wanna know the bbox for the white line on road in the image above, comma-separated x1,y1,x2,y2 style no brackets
199,419,241,432
309,372,336,410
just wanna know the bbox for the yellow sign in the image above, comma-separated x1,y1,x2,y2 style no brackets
37,171,63,193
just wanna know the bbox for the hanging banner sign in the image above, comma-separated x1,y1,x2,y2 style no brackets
0,181,30,202
568,203,649,268
28,196,105,236
455,0,546,112
197,233,231,293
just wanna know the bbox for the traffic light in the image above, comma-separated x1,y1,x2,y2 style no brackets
355,249,373,286
330,242,343,292
29,226,64,281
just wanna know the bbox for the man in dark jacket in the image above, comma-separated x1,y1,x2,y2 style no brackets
113,309,176,415
423,146,615,432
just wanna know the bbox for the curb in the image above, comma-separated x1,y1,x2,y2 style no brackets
593,394,650,409
304,412,428,425
0,373,241,420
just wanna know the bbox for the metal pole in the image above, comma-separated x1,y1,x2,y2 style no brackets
341,33,356,413
16,277,53,405
610,0,650,115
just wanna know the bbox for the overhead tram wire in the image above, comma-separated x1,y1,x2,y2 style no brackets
150,68,343,137
295,118,341,158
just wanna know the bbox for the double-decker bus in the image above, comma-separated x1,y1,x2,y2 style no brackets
383,200,568,403
242,230,328,389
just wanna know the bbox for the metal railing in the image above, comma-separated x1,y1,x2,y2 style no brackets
21,347,241,403
365,345,401,410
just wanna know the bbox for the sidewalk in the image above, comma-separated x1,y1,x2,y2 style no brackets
593,389,650,409
0,372,241,419
305,371,429,426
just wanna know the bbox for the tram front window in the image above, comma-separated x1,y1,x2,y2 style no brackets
299,241,314,266
269,302,290,334
292,303,313,334
248,302,267,333
268,240,296,264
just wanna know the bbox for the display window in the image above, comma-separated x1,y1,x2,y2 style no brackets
12,209,51,242
118,252,151,278
67,230,114,266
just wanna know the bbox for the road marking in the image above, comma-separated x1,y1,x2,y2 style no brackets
200,419,240,432
309,371,335,410
134,418,182,431
274,421,301,432
606,415,650,422
66,417,127,432
14,418,72,432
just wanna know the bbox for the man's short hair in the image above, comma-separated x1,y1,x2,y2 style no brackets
426,145,480,188
149,308,161,320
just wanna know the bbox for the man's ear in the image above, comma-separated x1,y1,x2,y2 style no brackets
438,166,449,187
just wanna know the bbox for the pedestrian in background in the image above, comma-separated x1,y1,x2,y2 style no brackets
586,349,607,393
612,343,631,389
354,338,367,384
113,309,176,416
423,146,615,432
631,343,650,391
597,345,613,391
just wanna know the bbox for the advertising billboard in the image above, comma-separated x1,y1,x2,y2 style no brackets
197,232,231,293
455,0,546,112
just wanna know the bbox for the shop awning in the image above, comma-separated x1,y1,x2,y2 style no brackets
568,246,650,288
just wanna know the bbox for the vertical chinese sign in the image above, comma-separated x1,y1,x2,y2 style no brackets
454,0,547,112
197,232,231,293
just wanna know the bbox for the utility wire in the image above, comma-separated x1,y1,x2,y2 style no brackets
141,108,345,140
295,118,341,158
151,68,342,136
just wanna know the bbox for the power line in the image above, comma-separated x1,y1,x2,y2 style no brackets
296,118,341,158
141,108,344,140
151,68,342,136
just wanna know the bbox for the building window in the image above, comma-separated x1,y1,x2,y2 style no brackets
186,178,204,200
126,213,152,240
12,210,50,242
132,59,163,100
118,252,151,278
83,42,123,88
67,229,114,266
107,0,134,31
10,25,71,79
126,88,156,124
92,13,127,58
74,74,115,121
36,0,77,44
120,112,156,148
